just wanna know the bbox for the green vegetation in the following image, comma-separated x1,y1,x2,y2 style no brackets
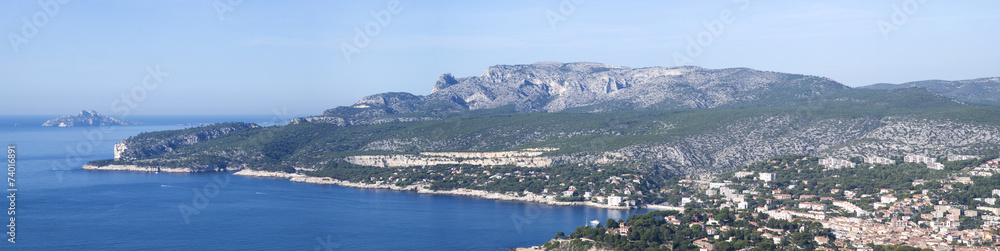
87,159,116,167
303,161,655,202
547,209,832,251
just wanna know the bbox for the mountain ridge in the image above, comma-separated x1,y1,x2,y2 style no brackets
302,62,850,125
87,62,1000,181
861,77,1000,105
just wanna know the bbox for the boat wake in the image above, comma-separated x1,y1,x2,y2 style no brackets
160,184,193,189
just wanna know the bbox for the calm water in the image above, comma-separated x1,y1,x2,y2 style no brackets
0,115,647,250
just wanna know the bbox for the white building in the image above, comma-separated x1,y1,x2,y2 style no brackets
759,173,776,182
833,201,868,216
904,155,946,170
607,196,623,206
788,210,826,220
864,156,895,165
844,190,856,199
799,202,812,209
563,190,576,197
948,155,978,162
795,201,826,211
768,210,793,221
719,187,737,197
810,203,828,211
927,163,945,170
874,202,886,209
904,155,936,164
819,158,855,169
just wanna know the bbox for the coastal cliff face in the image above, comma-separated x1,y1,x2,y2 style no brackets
42,110,141,127
113,141,128,160
345,150,556,168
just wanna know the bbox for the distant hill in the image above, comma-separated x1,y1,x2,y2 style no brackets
42,110,141,127
861,77,1000,105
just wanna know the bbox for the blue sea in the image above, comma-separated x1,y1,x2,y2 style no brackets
0,115,648,250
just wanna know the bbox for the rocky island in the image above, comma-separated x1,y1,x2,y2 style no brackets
42,110,141,127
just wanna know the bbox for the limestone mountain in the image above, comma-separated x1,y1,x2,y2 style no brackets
300,62,848,125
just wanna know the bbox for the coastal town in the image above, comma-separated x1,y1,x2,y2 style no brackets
660,154,1000,250
529,154,1000,250
245,152,1000,250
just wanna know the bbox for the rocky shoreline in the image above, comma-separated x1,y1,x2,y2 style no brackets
83,166,635,210
81,164,196,173
233,170,634,210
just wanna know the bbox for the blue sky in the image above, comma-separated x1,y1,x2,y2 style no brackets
1,0,998,115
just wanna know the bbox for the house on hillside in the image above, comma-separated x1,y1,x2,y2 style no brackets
617,222,630,235
693,238,714,251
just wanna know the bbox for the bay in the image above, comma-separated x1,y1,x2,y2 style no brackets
0,115,648,250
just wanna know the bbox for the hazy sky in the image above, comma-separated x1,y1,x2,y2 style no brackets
2,0,998,115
